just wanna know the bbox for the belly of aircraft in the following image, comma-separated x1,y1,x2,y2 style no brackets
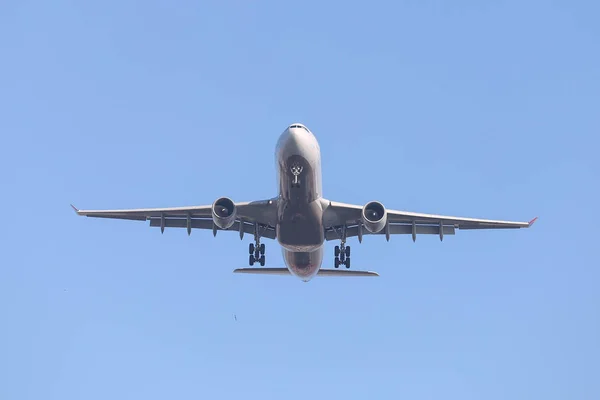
277,200,324,252
282,247,323,282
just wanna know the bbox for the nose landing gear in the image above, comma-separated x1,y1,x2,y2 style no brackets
291,163,303,189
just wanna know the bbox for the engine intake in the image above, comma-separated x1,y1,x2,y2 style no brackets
212,197,237,229
362,201,387,233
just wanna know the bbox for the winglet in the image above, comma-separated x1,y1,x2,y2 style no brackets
70,204,81,215
528,217,538,227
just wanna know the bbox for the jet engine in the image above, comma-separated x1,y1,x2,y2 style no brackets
212,197,237,229
361,201,387,233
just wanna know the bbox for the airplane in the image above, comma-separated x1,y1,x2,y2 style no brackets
72,123,537,282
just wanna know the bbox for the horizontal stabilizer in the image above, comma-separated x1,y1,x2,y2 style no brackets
233,268,379,277
233,268,291,275
317,269,379,277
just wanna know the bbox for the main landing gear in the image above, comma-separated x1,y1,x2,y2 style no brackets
334,242,351,269
332,225,351,269
249,232,265,266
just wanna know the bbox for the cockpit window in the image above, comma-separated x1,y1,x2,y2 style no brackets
289,124,310,133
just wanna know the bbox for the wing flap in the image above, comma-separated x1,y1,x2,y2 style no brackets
148,218,277,239
326,224,455,241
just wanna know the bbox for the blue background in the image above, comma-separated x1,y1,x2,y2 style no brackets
1,1,599,399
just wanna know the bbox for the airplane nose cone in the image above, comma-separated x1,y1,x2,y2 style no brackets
283,127,317,154
279,129,304,155
287,127,304,139
275,124,320,170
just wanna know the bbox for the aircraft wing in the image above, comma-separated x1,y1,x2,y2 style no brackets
71,199,279,239
323,200,537,242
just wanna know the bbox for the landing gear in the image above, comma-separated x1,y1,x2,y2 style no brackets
248,226,266,266
291,163,303,188
332,225,351,269
249,243,264,255
334,243,351,269
249,254,265,266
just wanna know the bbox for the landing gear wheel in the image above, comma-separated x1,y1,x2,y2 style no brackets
250,231,265,266
334,241,352,269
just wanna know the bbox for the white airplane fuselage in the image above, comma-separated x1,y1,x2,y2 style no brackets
275,124,325,281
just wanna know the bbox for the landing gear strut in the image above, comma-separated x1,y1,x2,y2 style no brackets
334,242,351,269
249,223,265,266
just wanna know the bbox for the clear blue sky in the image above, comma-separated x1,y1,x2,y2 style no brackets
1,1,599,399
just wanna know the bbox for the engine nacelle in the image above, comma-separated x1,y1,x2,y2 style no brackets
362,201,387,233
212,197,237,229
